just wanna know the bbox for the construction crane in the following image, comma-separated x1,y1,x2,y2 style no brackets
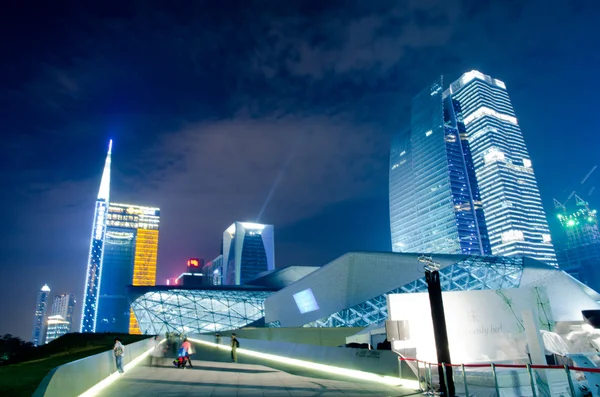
554,165,597,214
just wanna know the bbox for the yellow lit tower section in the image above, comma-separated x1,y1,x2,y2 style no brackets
103,203,160,334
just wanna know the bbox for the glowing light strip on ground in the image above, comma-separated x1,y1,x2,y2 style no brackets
188,337,419,389
78,340,163,397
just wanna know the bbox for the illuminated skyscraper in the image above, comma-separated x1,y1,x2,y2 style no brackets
390,71,556,265
96,203,160,334
45,315,70,344
223,222,274,285
44,293,75,344
80,140,112,332
31,284,50,346
555,197,600,289
390,77,491,255
447,71,556,265
50,293,75,331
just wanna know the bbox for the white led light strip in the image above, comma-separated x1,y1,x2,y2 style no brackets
78,340,164,397
188,337,419,389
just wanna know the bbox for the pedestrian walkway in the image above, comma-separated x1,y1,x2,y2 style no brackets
95,342,409,396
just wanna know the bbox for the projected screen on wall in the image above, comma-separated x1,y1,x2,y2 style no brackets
293,288,319,314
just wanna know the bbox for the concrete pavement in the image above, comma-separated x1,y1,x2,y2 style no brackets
95,342,411,397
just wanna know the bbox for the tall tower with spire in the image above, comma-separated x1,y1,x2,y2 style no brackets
31,284,50,346
80,140,112,332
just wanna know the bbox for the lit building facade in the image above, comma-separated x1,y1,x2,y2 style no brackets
81,140,112,332
390,71,556,265
31,284,50,346
223,222,275,285
447,71,556,265
390,77,491,255
96,203,160,334
50,293,75,331
204,255,224,285
45,315,70,344
556,198,600,290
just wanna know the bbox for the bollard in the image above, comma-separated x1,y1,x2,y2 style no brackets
564,365,576,397
442,363,450,396
461,364,469,397
491,363,500,397
526,364,537,397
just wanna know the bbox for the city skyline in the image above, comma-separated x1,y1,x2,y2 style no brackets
2,1,600,339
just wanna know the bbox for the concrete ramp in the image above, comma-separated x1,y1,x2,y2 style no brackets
95,342,407,397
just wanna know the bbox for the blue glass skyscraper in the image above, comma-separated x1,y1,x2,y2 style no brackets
96,203,160,333
31,284,50,346
223,222,275,285
390,77,490,255
80,140,112,332
447,71,556,265
390,71,556,265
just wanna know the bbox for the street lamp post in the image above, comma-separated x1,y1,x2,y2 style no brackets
419,255,455,397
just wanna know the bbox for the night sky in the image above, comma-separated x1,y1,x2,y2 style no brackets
1,1,599,339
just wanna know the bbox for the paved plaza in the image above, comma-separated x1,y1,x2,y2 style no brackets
96,343,410,397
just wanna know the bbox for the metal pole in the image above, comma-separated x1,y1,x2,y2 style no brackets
564,365,576,397
428,362,434,395
461,364,469,397
425,269,455,396
442,363,450,396
491,363,500,397
417,359,423,391
526,364,537,397
423,362,430,394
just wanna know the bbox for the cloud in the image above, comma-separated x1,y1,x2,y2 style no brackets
122,115,390,226
265,0,461,78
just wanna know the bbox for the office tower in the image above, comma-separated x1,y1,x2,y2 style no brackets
555,197,600,289
204,254,224,285
45,315,70,344
390,77,491,255
222,222,274,285
50,293,76,331
447,71,556,265
390,71,556,265
96,203,160,334
31,284,50,346
81,140,112,332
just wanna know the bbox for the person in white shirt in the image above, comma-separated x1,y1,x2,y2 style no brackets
113,338,125,373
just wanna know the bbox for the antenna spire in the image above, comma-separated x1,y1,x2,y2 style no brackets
97,140,112,201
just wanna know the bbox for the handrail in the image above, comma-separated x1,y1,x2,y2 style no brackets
398,356,600,373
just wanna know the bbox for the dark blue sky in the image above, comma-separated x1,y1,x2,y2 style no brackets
1,1,599,339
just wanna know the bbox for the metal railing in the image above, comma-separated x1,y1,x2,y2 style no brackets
399,357,600,396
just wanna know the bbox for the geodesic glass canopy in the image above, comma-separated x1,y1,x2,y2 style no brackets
129,287,274,335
